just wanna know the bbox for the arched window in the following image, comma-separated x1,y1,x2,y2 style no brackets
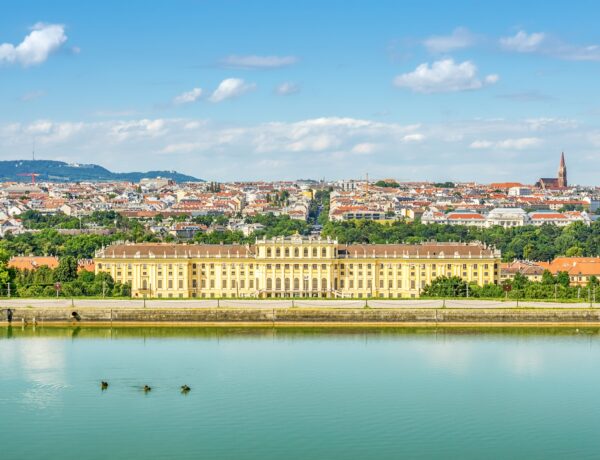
294,278,300,290
285,248,289,257
276,278,282,290
267,278,272,290
312,248,317,257
322,248,327,257
276,248,281,257
303,248,308,257
294,248,299,257
312,277,318,291
285,278,290,291
267,248,272,257
322,278,327,291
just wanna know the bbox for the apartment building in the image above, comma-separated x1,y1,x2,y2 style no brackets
95,236,501,299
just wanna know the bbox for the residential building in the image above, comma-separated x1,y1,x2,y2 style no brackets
500,261,545,283
538,257,600,285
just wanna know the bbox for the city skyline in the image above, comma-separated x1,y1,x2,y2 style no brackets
2,1,600,183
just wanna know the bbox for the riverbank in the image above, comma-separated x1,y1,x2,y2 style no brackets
3,306,600,326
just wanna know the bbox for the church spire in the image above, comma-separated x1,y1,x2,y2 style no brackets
558,152,567,188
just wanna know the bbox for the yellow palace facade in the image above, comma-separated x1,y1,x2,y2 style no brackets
95,236,501,299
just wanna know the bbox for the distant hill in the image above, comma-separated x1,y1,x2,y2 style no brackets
0,160,202,183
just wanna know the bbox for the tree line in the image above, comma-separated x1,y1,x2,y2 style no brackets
422,272,599,301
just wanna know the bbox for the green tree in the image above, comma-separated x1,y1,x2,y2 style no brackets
556,271,571,288
541,270,555,285
53,256,78,283
421,276,467,297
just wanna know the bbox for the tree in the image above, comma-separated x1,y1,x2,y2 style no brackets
556,271,571,288
53,256,78,283
511,272,529,290
565,246,583,257
541,270,555,285
421,276,467,297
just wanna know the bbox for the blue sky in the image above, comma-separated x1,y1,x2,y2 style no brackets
1,0,600,183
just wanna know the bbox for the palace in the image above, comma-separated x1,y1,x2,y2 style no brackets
95,236,501,299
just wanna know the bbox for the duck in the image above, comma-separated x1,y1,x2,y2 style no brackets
143,385,152,392
181,385,191,393
101,381,109,390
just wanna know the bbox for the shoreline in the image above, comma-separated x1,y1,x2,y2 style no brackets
3,306,600,327
3,320,600,328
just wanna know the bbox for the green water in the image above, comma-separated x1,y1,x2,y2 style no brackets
1,326,600,459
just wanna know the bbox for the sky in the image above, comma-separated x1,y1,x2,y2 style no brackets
1,0,600,184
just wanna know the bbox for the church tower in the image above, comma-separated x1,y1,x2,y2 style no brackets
558,152,567,188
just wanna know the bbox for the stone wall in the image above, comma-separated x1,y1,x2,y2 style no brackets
3,307,600,324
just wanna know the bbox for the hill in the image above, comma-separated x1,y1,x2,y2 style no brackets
0,160,202,183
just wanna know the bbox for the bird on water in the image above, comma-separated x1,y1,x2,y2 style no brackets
181,385,191,393
143,385,152,392
101,381,109,390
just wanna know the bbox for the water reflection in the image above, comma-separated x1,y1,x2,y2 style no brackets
2,326,600,459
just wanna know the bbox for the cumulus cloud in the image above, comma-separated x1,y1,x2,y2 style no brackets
173,87,203,105
209,78,256,102
275,82,300,95
220,55,298,69
0,23,67,67
423,27,476,53
394,59,499,93
470,137,542,150
500,30,600,61
500,31,546,53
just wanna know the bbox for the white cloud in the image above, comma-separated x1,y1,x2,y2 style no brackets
497,137,543,149
0,116,594,182
0,23,67,67
470,137,542,150
394,59,499,93
209,78,256,102
276,82,300,95
173,87,203,105
402,133,425,142
351,143,378,154
220,55,298,69
500,31,546,53
469,140,493,149
423,27,476,53
500,30,600,61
